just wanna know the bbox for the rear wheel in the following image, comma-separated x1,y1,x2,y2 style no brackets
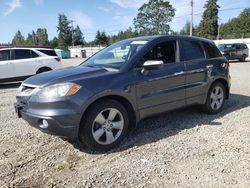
202,82,226,114
79,99,129,151
239,54,246,62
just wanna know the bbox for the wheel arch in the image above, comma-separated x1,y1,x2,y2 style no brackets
211,78,230,99
36,67,52,74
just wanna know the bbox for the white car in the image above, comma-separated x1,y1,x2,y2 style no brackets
0,47,62,83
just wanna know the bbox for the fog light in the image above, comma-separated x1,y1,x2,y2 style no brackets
40,119,49,129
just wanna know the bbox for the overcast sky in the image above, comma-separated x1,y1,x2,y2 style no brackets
0,0,249,43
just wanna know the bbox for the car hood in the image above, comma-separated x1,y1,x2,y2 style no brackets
23,66,115,87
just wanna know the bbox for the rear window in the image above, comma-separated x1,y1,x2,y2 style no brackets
0,50,11,61
180,40,205,61
38,49,57,56
202,42,222,58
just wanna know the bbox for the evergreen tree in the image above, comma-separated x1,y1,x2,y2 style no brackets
74,25,85,45
25,33,34,45
220,8,250,39
197,0,219,39
50,37,59,48
12,30,25,45
134,0,175,35
57,14,72,47
37,28,49,46
95,30,108,45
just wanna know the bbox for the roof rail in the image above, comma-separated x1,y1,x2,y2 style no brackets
0,45,53,49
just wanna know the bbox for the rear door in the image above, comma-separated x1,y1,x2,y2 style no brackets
0,50,15,80
179,40,208,105
135,40,186,118
13,49,40,77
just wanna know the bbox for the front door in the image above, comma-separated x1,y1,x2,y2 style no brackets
135,40,186,119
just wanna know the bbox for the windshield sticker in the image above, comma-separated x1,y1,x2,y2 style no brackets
131,41,148,45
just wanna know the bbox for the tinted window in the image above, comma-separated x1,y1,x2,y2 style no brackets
15,49,32,60
203,42,221,58
38,49,57,56
0,50,11,61
31,51,39,58
180,40,205,61
143,41,176,64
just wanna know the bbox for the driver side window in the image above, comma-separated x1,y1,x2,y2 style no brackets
142,41,176,65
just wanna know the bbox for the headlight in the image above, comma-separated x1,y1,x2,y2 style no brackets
37,83,81,99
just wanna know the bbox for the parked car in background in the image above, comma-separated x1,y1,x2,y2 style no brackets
15,36,230,151
218,43,249,62
0,47,62,83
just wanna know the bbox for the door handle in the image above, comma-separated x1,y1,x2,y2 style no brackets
174,71,184,76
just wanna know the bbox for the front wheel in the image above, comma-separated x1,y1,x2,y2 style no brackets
202,82,226,114
79,99,129,151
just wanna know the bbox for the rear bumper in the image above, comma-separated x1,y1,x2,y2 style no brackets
15,103,79,140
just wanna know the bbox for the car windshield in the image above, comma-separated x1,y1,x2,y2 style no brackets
218,44,234,50
82,39,148,69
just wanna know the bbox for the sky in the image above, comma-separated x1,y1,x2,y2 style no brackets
0,0,249,43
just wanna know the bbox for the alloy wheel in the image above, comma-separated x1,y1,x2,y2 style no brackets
92,108,124,145
210,86,224,111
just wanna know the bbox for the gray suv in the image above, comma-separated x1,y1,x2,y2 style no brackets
15,36,230,151
218,43,249,62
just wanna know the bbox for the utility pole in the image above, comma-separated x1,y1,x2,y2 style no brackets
217,18,221,40
190,0,193,36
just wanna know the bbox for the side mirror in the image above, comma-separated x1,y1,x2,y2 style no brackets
141,60,164,75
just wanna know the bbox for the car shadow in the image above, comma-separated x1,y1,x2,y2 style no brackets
0,83,21,89
72,93,250,154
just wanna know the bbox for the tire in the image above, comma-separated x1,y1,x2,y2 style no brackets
36,67,52,74
79,99,129,151
202,82,226,114
240,54,246,62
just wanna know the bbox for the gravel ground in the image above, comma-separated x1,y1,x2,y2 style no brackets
0,59,250,187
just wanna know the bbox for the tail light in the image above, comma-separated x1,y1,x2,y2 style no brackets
54,57,61,62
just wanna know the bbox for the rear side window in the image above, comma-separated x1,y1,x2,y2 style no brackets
180,40,205,61
202,42,222,58
15,49,32,60
0,50,11,61
38,49,57,56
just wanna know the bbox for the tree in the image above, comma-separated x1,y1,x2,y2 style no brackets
57,14,72,47
50,37,59,48
134,0,175,35
37,28,49,46
74,25,85,45
95,30,109,45
197,0,219,39
220,8,250,39
25,33,34,45
12,30,25,45
108,27,146,44
179,21,198,36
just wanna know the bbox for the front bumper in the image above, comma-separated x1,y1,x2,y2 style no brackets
15,102,79,140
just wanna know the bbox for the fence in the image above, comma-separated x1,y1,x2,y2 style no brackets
69,46,105,58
